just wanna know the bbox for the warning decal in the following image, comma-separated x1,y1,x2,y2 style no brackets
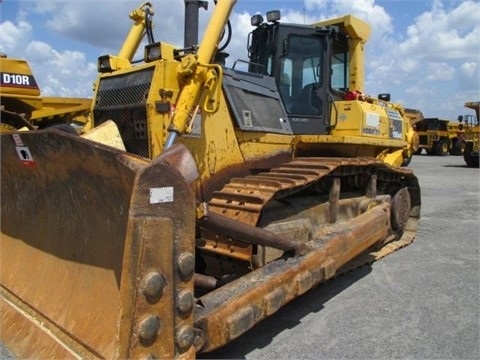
15,146,35,167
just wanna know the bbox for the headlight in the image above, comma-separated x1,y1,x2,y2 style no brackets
97,55,112,73
266,10,281,22
145,42,162,63
250,14,264,27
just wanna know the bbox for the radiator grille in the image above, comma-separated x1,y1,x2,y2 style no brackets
93,67,154,158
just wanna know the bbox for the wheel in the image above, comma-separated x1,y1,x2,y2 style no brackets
434,139,449,156
464,142,480,168
391,188,412,233
401,154,412,167
449,140,465,155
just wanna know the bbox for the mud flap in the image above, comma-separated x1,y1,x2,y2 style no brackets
0,130,197,359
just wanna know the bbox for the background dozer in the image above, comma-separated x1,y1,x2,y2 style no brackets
0,54,91,133
0,1,421,359
458,101,479,167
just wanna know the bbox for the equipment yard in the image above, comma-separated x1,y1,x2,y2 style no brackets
0,1,478,358
202,154,479,360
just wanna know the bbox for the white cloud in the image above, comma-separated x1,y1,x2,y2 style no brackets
24,41,97,97
460,62,477,78
458,61,479,92
425,62,455,81
363,0,480,116
0,19,32,55
399,0,480,61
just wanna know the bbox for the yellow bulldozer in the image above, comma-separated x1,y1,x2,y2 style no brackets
0,1,421,359
0,54,91,133
458,101,479,167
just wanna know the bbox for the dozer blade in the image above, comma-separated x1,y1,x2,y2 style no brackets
0,130,198,359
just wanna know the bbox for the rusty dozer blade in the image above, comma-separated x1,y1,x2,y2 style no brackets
0,130,198,359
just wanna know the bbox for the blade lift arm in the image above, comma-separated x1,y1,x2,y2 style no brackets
99,2,155,71
165,0,236,150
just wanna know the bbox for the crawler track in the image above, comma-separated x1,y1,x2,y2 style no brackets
194,158,421,353
202,157,420,265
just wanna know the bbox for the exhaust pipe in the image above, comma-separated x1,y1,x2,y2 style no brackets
184,0,209,47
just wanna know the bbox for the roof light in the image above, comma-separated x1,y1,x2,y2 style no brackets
251,14,263,27
378,93,390,101
266,10,281,22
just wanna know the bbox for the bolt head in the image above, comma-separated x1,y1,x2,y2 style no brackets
141,271,165,299
138,315,160,344
178,252,194,279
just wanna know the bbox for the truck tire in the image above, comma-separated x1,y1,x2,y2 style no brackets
401,154,412,166
464,142,479,168
434,139,449,156
449,140,465,155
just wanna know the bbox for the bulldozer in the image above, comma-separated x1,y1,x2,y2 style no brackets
0,54,91,133
458,101,479,167
0,1,421,359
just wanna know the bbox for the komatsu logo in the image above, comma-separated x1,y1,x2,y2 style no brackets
1,72,37,88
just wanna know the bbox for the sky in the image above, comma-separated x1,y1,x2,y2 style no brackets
0,0,479,120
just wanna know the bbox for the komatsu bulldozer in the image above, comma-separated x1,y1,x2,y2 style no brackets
458,101,479,167
0,55,91,133
0,1,421,359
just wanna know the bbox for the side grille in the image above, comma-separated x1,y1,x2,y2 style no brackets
93,67,154,158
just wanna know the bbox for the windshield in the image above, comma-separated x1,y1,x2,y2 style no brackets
278,33,349,115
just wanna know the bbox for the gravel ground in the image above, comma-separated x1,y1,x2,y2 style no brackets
2,154,479,360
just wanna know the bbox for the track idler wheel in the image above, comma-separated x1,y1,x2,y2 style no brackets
391,188,411,233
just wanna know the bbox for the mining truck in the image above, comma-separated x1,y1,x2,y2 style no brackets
458,101,480,167
0,1,421,359
0,55,91,133
414,117,465,156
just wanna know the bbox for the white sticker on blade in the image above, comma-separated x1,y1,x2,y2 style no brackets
16,146,33,161
150,187,174,204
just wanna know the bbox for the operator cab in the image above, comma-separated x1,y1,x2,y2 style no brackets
248,11,349,135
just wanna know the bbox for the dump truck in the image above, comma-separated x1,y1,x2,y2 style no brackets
0,1,421,359
404,107,424,127
414,117,465,156
0,54,91,133
458,101,479,167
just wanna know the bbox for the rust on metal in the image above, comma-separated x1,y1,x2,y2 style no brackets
0,131,197,359
200,157,420,267
198,205,308,255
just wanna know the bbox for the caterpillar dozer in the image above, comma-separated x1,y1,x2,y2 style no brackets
0,1,421,359
0,54,91,133
458,101,479,167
